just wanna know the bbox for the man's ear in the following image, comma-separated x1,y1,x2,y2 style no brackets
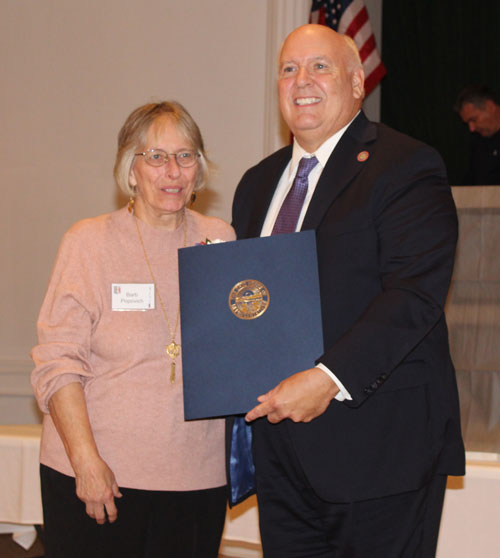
352,68,365,99
484,99,496,115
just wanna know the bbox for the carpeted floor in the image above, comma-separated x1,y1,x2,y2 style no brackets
0,534,45,558
0,534,234,558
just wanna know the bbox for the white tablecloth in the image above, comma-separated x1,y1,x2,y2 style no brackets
0,424,43,549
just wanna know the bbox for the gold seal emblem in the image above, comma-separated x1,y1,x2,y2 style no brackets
229,279,270,320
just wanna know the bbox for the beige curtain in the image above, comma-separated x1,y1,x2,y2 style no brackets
446,187,500,454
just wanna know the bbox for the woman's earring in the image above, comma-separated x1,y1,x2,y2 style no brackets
128,197,135,214
190,193,196,206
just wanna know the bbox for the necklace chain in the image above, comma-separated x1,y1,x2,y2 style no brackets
134,213,187,383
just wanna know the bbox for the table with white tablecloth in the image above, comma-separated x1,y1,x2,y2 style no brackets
0,424,43,549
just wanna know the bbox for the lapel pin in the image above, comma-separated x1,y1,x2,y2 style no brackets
357,151,370,162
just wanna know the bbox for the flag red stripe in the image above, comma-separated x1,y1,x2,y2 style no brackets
358,34,376,62
344,7,369,38
318,7,326,26
364,62,387,95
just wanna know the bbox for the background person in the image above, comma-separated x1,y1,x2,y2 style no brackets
455,84,500,184
31,101,235,558
230,24,465,557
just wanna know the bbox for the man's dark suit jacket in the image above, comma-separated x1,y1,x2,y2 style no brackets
231,111,465,504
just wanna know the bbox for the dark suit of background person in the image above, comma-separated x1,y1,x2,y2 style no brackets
230,25,465,557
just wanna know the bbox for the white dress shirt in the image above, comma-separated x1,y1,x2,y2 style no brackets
260,116,360,402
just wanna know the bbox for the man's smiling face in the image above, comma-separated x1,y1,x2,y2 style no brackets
278,25,364,152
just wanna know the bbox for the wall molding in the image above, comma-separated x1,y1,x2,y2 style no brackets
0,359,33,396
263,0,310,156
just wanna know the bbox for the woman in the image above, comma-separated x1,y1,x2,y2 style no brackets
31,101,235,558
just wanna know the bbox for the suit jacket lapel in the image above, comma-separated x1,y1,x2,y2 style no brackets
302,112,377,231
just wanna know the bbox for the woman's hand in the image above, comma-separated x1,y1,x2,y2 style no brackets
48,382,123,523
74,455,122,524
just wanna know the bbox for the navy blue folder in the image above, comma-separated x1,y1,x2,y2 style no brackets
178,231,324,420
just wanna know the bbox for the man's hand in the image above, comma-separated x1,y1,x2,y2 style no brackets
74,455,122,524
245,367,339,424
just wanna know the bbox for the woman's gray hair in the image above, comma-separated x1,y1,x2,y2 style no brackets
113,100,213,197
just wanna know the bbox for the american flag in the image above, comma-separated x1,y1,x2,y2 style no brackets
311,0,386,96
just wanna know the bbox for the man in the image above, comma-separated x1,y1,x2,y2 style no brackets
231,24,465,557
455,84,500,184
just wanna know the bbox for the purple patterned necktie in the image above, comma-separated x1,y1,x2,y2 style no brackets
272,156,319,235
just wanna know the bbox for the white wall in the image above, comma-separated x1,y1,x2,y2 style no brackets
0,0,269,421
362,0,382,122
0,1,384,422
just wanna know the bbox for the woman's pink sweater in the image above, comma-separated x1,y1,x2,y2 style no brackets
31,206,235,490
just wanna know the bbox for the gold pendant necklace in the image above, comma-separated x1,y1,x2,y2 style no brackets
134,213,187,383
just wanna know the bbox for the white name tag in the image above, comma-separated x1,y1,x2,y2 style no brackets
111,284,155,311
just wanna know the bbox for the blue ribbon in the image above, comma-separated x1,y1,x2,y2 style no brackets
229,417,255,505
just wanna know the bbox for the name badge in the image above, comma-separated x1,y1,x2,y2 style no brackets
112,284,155,311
